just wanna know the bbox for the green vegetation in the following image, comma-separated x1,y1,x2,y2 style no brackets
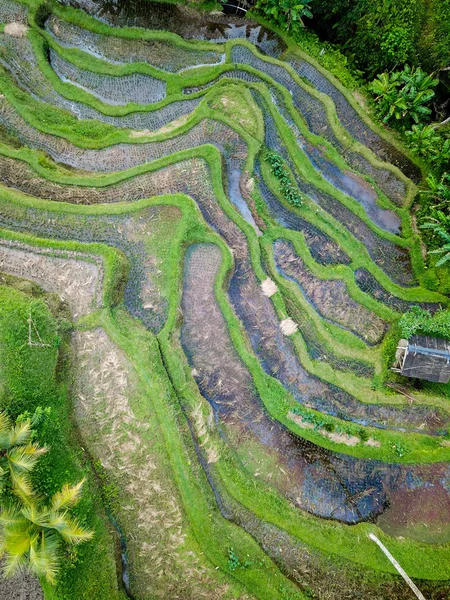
265,149,304,207
369,66,438,128
1,477,93,583
0,0,449,597
0,284,119,599
250,0,450,309
254,0,312,35
399,306,450,339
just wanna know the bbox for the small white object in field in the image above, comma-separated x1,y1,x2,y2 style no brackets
280,318,298,336
261,278,278,297
4,22,27,38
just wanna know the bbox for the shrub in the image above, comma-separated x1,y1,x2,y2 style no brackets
406,125,450,168
369,66,438,129
399,306,450,339
255,0,313,35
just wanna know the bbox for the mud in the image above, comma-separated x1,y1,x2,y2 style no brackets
181,244,450,535
274,239,389,345
0,571,43,600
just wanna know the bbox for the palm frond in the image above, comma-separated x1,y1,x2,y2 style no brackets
8,421,32,448
53,516,94,545
7,444,47,472
0,503,28,528
29,534,60,584
1,527,33,561
50,479,85,512
9,470,35,503
21,504,49,528
2,551,28,579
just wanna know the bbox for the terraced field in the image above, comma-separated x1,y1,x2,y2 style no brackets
0,1,449,599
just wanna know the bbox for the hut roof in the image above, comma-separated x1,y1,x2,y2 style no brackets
400,335,450,383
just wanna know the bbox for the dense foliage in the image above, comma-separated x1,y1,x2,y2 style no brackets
369,66,438,128
399,306,450,340
310,0,450,77
255,0,312,35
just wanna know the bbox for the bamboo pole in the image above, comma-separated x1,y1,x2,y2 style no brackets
368,533,427,600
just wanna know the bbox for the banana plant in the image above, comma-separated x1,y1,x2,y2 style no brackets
370,66,438,128
255,0,313,32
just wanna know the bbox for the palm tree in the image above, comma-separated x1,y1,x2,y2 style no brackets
0,480,93,583
0,412,47,500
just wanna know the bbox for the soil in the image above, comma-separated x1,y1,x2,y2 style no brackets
0,572,43,600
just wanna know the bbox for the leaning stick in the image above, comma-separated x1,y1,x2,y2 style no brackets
368,533,426,600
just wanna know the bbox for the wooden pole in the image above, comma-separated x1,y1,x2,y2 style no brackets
368,533,427,600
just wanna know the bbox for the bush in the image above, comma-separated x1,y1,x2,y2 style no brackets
369,66,438,129
406,125,450,168
255,0,313,35
399,306,450,339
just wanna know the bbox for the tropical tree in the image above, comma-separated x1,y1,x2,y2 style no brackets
255,0,313,33
0,412,47,500
0,480,93,583
0,412,93,583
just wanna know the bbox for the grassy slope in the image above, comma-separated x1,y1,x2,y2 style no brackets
0,281,120,600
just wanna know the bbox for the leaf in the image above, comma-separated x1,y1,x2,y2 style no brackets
434,252,450,267
7,444,47,472
50,479,85,512
9,470,35,503
53,516,94,545
2,551,28,579
29,533,60,584
8,421,32,448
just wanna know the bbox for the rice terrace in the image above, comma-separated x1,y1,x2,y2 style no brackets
0,0,449,598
